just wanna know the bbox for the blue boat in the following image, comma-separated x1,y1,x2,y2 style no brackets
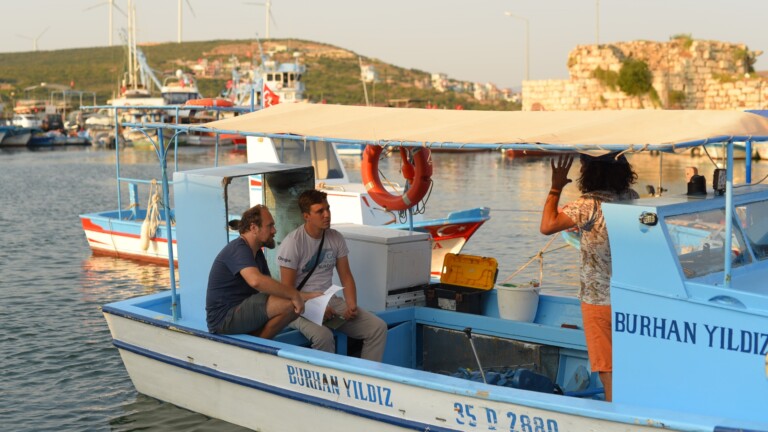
0,125,34,146
102,106,768,431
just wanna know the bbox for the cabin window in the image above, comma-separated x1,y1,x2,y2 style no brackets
273,139,345,180
734,200,768,260
667,209,751,279
164,92,197,105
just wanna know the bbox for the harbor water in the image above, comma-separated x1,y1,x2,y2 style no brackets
2,145,764,431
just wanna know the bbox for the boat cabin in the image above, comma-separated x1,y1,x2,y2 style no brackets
605,184,768,422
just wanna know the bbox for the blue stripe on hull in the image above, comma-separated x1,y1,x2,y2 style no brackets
113,339,459,432
103,305,282,355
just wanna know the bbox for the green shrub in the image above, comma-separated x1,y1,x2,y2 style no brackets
592,67,619,90
618,58,653,96
648,87,662,107
670,33,694,49
712,72,735,83
668,90,686,106
733,48,756,73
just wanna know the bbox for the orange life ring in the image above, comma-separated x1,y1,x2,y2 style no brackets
361,146,433,211
184,98,234,107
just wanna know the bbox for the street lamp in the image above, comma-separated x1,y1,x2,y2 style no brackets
595,0,600,45
504,11,530,82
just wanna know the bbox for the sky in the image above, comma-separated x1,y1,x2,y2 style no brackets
2,0,767,90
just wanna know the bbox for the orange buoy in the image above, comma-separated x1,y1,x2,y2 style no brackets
184,98,234,108
361,146,432,211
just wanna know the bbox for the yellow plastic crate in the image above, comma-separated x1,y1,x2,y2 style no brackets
439,253,498,290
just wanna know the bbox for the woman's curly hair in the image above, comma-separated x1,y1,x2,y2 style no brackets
577,153,638,193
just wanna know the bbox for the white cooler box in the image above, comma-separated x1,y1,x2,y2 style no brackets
332,224,431,312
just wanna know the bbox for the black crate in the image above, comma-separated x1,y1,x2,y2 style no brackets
424,284,486,314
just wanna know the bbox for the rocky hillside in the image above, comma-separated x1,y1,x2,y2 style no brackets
0,38,517,111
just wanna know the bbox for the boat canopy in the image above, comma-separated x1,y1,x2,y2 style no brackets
200,104,768,154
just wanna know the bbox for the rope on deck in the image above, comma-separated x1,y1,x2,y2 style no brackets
500,235,571,286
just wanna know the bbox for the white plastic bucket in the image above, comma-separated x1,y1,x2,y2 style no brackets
496,283,540,322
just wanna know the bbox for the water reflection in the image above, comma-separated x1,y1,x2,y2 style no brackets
80,255,175,302
110,394,249,432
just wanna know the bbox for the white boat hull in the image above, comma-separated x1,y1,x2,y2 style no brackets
1,130,32,146
102,159,768,432
106,311,675,432
80,213,177,265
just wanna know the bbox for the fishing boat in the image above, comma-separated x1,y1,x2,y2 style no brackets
79,114,489,275
103,106,768,431
184,98,242,146
0,125,34,146
27,129,54,147
160,70,202,106
225,43,306,109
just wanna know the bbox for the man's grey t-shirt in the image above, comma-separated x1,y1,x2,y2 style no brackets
277,227,348,293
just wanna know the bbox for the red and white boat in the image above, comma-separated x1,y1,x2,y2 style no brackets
81,107,489,272
246,136,490,276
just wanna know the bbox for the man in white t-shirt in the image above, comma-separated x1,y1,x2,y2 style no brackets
277,189,387,361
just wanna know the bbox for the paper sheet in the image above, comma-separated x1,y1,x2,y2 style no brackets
301,284,343,325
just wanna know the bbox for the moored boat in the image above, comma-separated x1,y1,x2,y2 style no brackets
0,125,34,146
183,98,243,146
103,106,768,431
245,136,490,276
80,105,488,273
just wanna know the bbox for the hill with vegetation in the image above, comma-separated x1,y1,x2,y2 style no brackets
0,38,518,111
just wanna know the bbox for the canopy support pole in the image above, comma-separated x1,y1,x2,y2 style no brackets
724,140,734,288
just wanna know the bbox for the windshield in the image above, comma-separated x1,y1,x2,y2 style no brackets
667,208,751,279
272,138,345,181
164,93,199,105
734,200,768,261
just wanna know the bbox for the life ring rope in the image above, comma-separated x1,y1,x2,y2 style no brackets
361,145,433,211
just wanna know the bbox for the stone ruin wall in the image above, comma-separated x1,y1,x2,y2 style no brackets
523,40,768,111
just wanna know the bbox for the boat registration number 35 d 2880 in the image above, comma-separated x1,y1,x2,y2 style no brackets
454,402,560,432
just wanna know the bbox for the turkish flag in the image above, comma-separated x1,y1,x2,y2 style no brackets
263,83,280,108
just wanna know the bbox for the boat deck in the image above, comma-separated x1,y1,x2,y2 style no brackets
104,289,601,398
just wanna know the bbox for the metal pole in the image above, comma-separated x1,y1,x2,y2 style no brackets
108,0,114,46
746,139,752,183
114,107,122,219
724,141,734,288
658,152,663,196
504,12,530,82
174,107,180,172
265,0,271,39
177,0,182,43
524,18,530,82
158,130,180,321
595,0,600,45
463,328,487,384
359,57,370,106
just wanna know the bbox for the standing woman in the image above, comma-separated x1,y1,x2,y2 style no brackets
539,152,638,402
